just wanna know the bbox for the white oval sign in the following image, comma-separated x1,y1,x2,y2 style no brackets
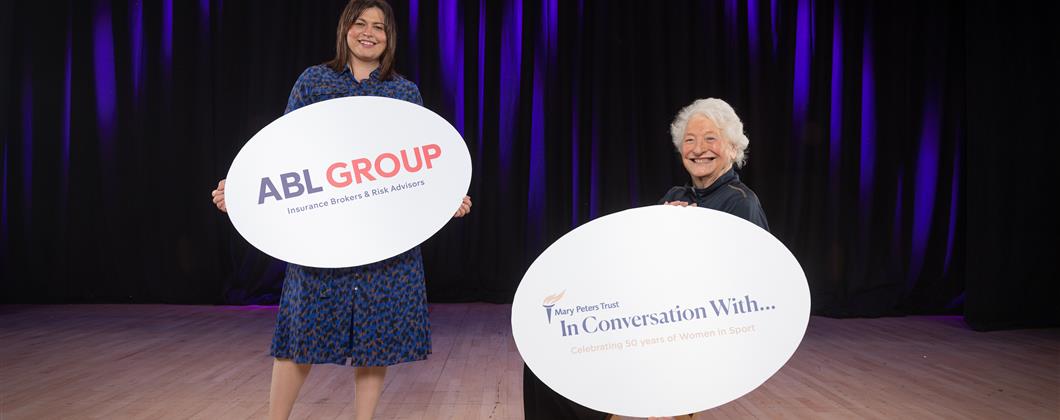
225,96,472,268
512,206,810,417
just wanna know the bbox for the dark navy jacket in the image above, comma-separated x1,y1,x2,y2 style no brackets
658,168,770,231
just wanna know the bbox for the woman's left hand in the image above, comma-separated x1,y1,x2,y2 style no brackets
453,195,472,218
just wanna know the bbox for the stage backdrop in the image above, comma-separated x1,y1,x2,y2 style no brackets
3,0,1057,328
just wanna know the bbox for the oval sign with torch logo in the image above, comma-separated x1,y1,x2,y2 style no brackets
224,96,472,268
512,205,810,417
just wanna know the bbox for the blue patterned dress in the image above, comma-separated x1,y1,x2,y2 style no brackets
269,64,431,366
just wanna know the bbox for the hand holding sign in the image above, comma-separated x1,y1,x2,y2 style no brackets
454,195,472,218
211,179,227,213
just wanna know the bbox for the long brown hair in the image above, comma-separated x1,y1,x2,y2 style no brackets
327,0,398,80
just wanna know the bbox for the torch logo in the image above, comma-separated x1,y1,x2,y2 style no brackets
542,290,566,324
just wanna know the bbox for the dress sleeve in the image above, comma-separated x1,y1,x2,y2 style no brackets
408,83,424,106
284,68,316,115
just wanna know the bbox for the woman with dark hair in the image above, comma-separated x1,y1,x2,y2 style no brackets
211,1,471,419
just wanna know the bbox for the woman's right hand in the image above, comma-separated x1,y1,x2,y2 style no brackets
211,179,227,213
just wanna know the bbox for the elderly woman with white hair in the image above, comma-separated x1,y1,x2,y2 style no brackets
522,98,766,420
661,98,769,231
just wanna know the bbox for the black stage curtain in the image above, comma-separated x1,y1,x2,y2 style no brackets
963,2,1059,330
2,0,1055,328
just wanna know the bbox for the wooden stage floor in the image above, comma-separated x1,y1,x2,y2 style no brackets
1,304,1056,419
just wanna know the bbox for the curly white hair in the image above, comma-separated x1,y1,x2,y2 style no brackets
669,98,749,168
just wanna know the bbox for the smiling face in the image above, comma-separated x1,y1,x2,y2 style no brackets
681,114,736,188
346,7,387,66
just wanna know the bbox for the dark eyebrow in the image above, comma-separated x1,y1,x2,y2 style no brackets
355,17,386,26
